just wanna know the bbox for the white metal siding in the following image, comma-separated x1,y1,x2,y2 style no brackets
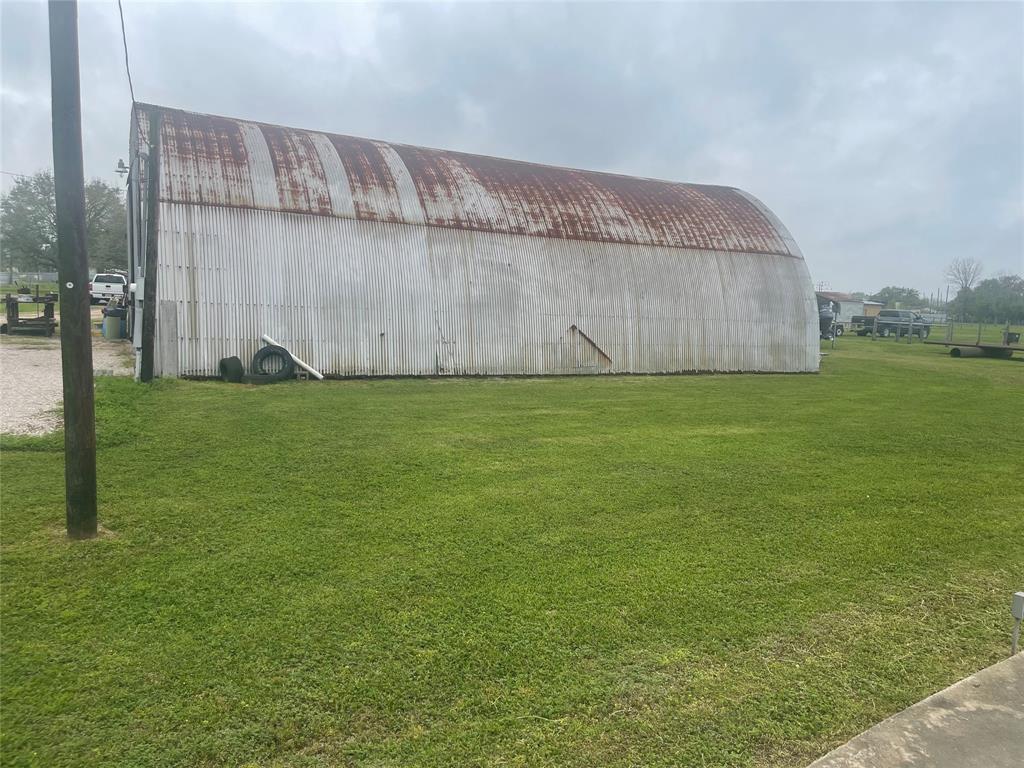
155,202,818,377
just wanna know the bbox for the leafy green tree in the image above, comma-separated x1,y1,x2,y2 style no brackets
1,170,127,275
1,172,54,275
869,286,921,307
951,275,1024,323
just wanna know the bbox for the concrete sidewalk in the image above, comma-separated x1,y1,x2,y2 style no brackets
808,654,1024,768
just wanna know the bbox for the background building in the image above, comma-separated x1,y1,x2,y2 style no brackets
127,105,819,378
816,291,863,326
862,301,884,318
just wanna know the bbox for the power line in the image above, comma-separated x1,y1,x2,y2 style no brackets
117,0,137,106
117,0,149,152
0,170,30,178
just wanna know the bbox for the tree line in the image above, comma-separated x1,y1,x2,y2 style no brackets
947,275,1024,324
841,256,1022,324
1,170,126,276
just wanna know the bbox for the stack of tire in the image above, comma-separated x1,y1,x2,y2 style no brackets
218,345,295,384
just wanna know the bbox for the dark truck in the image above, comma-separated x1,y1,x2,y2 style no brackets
854,309,931,338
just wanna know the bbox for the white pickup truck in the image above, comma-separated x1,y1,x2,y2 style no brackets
89,273,127,304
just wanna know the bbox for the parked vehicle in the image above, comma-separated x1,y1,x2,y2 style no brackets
89,273,127,304
854,309,931,338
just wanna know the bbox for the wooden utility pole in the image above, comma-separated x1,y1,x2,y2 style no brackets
48,0,97,539
139,108,160,383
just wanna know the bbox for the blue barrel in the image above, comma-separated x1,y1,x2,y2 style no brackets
101,315,126,339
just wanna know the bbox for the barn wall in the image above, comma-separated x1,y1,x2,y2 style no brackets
154,202,818,377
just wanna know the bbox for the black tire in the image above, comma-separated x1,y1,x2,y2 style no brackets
218,356,245,383
920,327,930,339
880,327,890,337
250,345,295,382
835,326,844,337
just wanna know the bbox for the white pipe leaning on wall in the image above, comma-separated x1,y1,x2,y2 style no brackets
261,334,325,380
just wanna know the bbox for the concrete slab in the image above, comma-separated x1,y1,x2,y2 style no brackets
808,654,1024,768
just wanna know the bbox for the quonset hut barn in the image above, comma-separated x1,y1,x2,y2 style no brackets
126,105,818,379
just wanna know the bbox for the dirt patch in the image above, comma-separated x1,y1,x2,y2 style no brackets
0,334,133,435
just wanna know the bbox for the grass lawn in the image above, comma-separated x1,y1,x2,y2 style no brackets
2,336,1022,767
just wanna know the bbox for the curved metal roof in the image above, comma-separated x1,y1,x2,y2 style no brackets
136,103,802,258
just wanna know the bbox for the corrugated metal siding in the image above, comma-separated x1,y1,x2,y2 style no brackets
155,202,818,377
137,103,819,378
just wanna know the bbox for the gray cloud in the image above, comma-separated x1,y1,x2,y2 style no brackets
2,0,1021,294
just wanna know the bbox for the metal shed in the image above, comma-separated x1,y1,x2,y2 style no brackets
126,104,819,378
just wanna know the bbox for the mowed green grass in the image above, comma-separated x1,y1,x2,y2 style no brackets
2,336,1022,767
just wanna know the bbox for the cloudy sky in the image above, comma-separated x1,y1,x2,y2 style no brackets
2,0,1021,294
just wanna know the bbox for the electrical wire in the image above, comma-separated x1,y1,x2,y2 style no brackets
117,0,137,106
117,0,149,152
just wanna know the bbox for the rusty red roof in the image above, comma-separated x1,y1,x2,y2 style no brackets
136,104,801,258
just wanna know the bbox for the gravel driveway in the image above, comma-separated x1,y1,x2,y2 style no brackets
0,335,133,436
